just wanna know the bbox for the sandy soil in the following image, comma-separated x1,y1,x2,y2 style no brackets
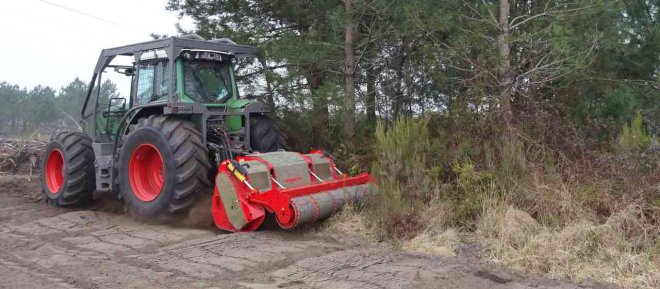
0,175,612,289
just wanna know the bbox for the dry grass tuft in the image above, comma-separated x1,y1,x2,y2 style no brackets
605,204,660,250
514,169,603,226
478,205,541,249
478,206,660,289
401,228,460,256
323,203,377,242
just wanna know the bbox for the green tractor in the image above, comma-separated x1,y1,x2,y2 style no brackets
42,35,287,215
41,35,372,231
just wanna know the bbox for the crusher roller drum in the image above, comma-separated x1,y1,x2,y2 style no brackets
277,184,372,229
211,151,374,232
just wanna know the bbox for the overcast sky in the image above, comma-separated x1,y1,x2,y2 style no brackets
0,0,193,95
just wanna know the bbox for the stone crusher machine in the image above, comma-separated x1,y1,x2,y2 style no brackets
40,35,373,231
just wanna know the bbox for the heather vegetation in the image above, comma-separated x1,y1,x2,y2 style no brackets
339,116,658,288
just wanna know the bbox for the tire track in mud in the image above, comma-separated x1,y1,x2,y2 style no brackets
124,232,347,282
0,257,81,289
0,193,344,288
0,212,208,288
0,175,612,289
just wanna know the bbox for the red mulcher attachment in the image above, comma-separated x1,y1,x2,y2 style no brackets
211,150,373,232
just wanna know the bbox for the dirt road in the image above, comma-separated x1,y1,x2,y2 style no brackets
0,175,608,289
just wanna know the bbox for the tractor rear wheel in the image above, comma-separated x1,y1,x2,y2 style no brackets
249,114,288,152
41,132,96,206
118,116,211,216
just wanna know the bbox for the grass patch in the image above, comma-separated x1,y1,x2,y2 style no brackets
322,203,377,242
477,205,659,289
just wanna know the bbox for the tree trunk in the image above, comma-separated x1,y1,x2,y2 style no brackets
498,0,514,140
392,38,409,119
258,56,275,109
393,63,404,118
304,65,329,147
344,0,356,139
366,65,376,126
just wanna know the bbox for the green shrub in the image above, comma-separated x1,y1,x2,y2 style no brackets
616,110,659,173
618,111,653,151
367,117,440,239
442,139,529,226
373,117,436,197
366,116,539,238
442,160,497,225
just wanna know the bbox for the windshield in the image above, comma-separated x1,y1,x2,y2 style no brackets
183,60,235,103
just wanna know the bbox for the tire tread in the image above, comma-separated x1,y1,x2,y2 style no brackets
126,115,210,214
42,132,95,206
249,114,288,152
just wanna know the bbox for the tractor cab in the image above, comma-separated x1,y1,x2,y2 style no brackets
82,35,259,142
132,48,238,106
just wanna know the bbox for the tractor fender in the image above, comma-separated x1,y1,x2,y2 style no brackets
227,98,271,113
242,101,271,114
123,105,165,132
225,100,271,131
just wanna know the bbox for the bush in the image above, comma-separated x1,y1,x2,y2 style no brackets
618,111,653,151
616,110,659,174
366,116,534,237
366,116,539,238
367,117,440,239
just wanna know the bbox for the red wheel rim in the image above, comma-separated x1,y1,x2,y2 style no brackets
276,204,297,230
45,149,64,193
129,144,165,202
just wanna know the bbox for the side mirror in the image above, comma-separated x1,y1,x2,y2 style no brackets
114,66,134,76
109,97,127,110
102,97,128,118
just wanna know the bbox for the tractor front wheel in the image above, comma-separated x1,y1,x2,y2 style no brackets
41,132,96,206
119,116,211,216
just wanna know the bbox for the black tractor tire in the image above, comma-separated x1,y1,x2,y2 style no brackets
118,115,211,216
249,114,289,152
41,132,96,206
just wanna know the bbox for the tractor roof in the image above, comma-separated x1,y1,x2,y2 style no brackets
90,35,258,81
100,35,259,59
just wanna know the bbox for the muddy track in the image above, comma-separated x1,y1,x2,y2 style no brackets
0,175,611,289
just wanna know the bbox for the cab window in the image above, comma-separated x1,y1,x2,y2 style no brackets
183,60,233,103
136,59,169,104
